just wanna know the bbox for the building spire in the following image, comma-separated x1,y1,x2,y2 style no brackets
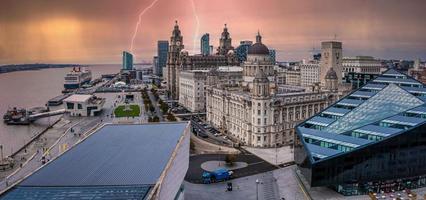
256,30,262,43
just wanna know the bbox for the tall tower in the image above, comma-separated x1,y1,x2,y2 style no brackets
201,33,210,55
166,20,184,99
320,41,342,86
217,24,233,55
251,69,272,147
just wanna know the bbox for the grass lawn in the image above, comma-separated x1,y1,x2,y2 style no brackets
114,104,141,117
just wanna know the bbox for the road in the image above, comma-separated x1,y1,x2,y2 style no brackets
190,118,232,146
147,90,164,121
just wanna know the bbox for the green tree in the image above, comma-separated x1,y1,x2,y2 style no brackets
225,154,237,166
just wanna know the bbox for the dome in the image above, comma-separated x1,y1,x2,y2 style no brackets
247,32,269,55
325,68,338,79
248,43,270,55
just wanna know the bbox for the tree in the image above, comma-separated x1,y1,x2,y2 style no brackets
166,112,176,121
153,116,160,122
190,139,195,151
225,154,237,166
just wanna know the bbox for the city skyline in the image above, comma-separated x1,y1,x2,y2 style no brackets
1,0,426,65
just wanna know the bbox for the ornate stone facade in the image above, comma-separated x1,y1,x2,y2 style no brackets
165,21,239,99
206,34,343,147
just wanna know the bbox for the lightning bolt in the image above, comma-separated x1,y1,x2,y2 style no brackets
130,0,161,54
190,0,200,54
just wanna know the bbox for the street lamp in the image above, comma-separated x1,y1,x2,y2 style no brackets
256,179,260,200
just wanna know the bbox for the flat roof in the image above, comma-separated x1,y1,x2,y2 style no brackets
63,94,92,102
0,122,189,199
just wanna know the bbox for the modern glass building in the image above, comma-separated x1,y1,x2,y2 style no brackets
122,51,133,70
269,49,276,64
295,69,426,195
235,40,253,62
201,33,210,55
157,40,169,76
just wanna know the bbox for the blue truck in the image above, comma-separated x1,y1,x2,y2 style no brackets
202,168,233,184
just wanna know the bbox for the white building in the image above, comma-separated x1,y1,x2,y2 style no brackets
206,34,344,147
342,56,385,74
178,66,243,112
64,94,105,117
300,62,320,87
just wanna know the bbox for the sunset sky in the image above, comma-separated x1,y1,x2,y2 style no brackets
0,0,425,64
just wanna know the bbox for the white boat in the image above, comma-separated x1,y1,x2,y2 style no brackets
64,67,92,89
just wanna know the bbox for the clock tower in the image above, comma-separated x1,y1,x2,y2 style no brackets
166,20,184,99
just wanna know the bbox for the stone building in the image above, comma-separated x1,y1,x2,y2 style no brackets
165,21,239,99
206,33,344,147
178,66,243,112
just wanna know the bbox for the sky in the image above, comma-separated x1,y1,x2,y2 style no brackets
0,0,425,65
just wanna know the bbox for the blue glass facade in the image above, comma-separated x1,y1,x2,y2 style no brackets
201,33,210,55
122,51,133,70
269,49,276,64
235,40,253,62
157,40,168,76
295,69,426,195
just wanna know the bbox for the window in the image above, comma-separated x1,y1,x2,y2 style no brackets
258,110,261,115
77,104,83,109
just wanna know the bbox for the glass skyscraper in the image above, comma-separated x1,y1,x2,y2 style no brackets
122,51,133,70
156,41,168,76
295,69,426,196
269,49,276,64
235,40,253,62
201,33,210,55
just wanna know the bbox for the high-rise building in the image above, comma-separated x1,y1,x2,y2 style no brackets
122,51,133,70
153,56,159,76
209,45,213,55
295,69,426,196
320,41,342,86
156,41,168,76
269,49,276,64
235,40,253,62
201,33,210,55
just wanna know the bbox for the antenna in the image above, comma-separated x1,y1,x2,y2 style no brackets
333,33,338,41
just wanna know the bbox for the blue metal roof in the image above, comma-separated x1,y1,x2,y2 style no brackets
299,127,371,147
354,125,402,137
373,76,422,85
382,69,407,77
337,98,364,107
322,107,351,116
19,123,188,187
350,91,376,98
306,116,336,126
1,185,152,200
305,143,342,158
362,83,386,90
406,105,426,115
382,115,426,126
400,86,426,94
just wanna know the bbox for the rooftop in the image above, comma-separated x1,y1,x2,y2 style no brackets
63,94,92,102
297,69,426,162
0,122,189,200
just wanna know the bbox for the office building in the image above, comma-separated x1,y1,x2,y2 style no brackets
0,123,190,200
295,69,426,195
269,49,276,64
153,56,159,75
179,66,243,112
156,41,169,76
235,40,253,62
122,51,134,70
206,33,343,147
201,33,210,55
300,62,320,88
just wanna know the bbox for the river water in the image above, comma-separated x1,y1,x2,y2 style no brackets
0,65,120,157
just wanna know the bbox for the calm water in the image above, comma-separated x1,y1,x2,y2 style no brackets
0,65,120,156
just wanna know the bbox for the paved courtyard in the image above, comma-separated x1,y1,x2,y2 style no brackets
243,146,294,165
